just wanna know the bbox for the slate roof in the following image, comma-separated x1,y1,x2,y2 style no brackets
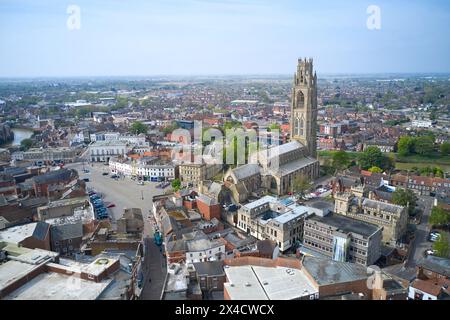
50,222,83,241
32,221,50,241
33,169,76,185
231,164,260,181
418,256,450,277
197,194,217,206
362,198,404,214
193,261,225,276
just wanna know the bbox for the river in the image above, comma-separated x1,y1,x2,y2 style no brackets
11,128,34,146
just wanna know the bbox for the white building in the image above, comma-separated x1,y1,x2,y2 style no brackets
411,119,433,128
118,134,148,146
90,132,120,142
89,141,129,162
90,132,148,147
11,147,78,164
185,238,226,264
236,196,322,252
109,157,175,180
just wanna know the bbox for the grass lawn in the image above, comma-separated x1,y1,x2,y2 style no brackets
395,153,450,172
318,150,450,172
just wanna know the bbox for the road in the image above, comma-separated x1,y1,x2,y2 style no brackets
66,161,168,300
406,195,434,267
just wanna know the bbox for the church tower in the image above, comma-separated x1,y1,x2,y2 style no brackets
291,58,318,158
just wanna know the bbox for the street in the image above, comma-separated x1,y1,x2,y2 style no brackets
66,161,168,300
406,195,434,267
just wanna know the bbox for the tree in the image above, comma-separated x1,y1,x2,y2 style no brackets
433,233,450,258
413,136,435,155
20,138,33,151
441,142,450,156
171,178,181,192
397,136,415,156
162,122,179,135
392,188,417,214
331,151,351,173
130,121,148,135
358,146,391,170
268,123,281,132
433,167,444,178
292,174,312,196
429,207,450,226
368,166,383,173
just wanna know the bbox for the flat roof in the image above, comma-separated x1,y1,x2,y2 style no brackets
302,256,369,286
4,272,112,300
224,266,268,300
224,265,318,300
252,266,317,300
308,213,380,237
0,260,39,290
242,195,277,211
0,223,38,244
272,205,320,224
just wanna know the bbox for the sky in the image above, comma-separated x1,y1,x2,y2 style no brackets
0,0,449,77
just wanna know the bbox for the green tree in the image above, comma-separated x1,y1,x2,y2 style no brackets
429,207,450,226
433,233,450,258
368,166,383,173
268,123,281,132
397,136,415,156
130,121,148,135
358,146,391,170
392,188,417,214
171,178,181,191
414,136,435,155
441,142,450,156
223,120,242,131
162,122,179,135
292,174,312,196
331,151,351,173
433,167,444,178
20,138,33,151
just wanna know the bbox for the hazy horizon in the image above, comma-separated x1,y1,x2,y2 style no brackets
1,0,450,77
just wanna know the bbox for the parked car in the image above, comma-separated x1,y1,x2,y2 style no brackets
429,233,441,242
107,203,116,208
102,172,109,176
82,178,90,182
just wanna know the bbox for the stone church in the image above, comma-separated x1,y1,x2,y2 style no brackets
224,58,320,201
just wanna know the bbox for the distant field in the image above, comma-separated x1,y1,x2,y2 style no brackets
396,153,450,172
318,150,450,172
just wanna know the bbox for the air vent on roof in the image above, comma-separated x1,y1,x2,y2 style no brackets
263,281,269,285
230,283,234,287
245,282,251,287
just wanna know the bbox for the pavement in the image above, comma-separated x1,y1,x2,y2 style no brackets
65,161,169,300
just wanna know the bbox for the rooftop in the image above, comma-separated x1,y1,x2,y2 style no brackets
301,256,369,286
308,213,380,238
242,195,277,211
4,272,112,300
0,222,49,244
224,265,318,300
